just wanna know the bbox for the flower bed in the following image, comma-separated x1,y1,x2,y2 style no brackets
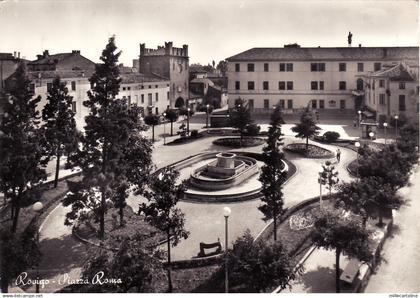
212,137,265,148
284,143,334,158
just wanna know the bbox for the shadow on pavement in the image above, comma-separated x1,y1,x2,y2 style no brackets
298,265,336,293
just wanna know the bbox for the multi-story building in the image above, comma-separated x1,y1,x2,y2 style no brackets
363,62,419,125
226,44,418,116
139,42,189,108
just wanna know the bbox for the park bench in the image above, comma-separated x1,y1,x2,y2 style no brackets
340,258,360,285
197,239,222,258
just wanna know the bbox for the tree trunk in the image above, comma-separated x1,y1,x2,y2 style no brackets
54,151,61,188
335,248,341,293
273,215,277,242
99,190,105,239
12,205,20,233
0,272,8,293
362,216,368,228
378,209,384,227
119,205,124,227
170,121,173,136
167,229,173,293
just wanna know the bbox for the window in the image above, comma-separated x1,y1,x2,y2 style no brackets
319,81,324,90
122,87,126,91
379,94,386,105
248,81,255,90
311,81,318,90
279,81,285,90
399,95,406,111
127,86,131,91
340,100,346,109
311,100,317,109
263,81,269,90
357,63,364,72
149,85,152,89
379,80,385,88
279,63,285,72
155,93,159,102
235,63,240,72
141,94,144,104
374,62,381,71
279,99,285,109
319,100,325,109
167,92,170,100
339,81,346,90
155,85,158,88
286,63,293,72
264,99,269,109
287,99,293,109
71,101,76,113
47,82,52,92
311,63,325,72
235,81,240,90
140,85,144,89
248,99,254,109
399,82,406,90
71,81,76,91
264,63,269,72
287,81,293,90
247,63,254,72
148,93,153,105
339,63,346,72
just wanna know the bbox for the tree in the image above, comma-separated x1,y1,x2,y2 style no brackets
259,105,287,241
319,161,339,196
229,98,253,147
144,114,160,142
0,222,41,293
139,167,189,293
64,37,139,239
337,177,404,227
310,208,371,293
0,63,47,233
41,76,79,188
291,107,321,153
82,233,164,293
216,60,228,77
164,109,178,136
227,230,297,292
396,122,419,165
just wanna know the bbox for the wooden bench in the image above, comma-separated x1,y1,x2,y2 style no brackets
340,259,360,285
197,239,222,258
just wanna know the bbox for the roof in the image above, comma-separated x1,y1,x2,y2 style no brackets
120,72,169,84
370,63,416,81
226,46,419,62
189,65,207,73
190,78,215,86
29,53,74,65
0,53,18,61
26,70,93,80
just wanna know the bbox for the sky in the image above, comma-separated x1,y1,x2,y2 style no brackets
0,0,418,66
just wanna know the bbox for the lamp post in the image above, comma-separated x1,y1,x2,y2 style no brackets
223,206,231,294
206,104,210,128
383,123,388,144
354,141,361,181
357,110,362,127
394,114,399,139
369,131,374,141
32,201,43,294
187,107,190,136
318,172,323,209
163,112,167,145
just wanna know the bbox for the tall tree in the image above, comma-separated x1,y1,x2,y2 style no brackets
0,222,41,293
337,177,404,227
144,114,160,142
319,160,339,196
41,76,79,188
82,233,164,293
310,208,371,293
258,105,286,241
291,107,321,153
63,37,130,239
396,122,419,165
216,60,228,77
139,167,189,293
0,63,47,233
227,230,298,293
229,98,253,147
164,109,178,136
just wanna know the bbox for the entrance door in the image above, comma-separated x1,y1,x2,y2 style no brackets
340,99,346,109
311,100,317,109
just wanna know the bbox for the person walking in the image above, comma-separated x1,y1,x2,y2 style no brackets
336,148,341,163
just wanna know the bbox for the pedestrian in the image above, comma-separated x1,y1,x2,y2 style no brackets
336,148,341,163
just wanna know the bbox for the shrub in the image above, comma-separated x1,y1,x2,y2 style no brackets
323,131,340,143
245,124,261,136
190,129,199,138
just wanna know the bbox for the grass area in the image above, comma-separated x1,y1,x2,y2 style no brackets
213,137,265,148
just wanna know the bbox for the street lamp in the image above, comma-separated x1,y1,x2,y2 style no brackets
32,201,43,293
394,115,399,139
223,206,231,294
187,107,190,136
206,104,210,128
369,131,374,141
354,142,361,181
163,112,167,145
383,123,388,144
318,172,324,209
357,110,362,127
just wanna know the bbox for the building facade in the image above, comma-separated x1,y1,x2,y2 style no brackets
226,45,419,116
139,42,189,108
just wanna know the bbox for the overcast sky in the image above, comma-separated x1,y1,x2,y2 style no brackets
0,0,418,66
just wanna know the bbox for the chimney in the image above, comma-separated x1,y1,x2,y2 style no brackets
13,51,16,58
36,54,43,60
43,50,49,58
359,44,362,48
183,44,188,57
